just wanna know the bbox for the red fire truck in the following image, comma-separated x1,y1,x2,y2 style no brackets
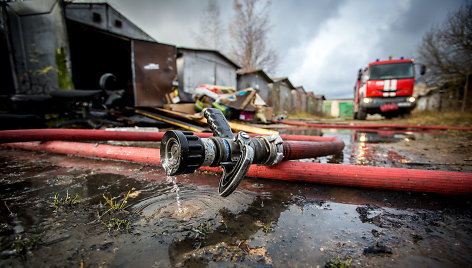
353,58,423,120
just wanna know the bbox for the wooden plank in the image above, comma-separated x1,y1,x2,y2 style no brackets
153,107,205,122
163,103,196,114
239,90,256,110
135,109,207,133
227,121,279,135
153,107,279,135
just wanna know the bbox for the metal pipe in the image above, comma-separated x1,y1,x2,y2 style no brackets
3,141,472,195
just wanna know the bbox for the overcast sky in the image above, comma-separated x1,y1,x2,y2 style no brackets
108,0,464,99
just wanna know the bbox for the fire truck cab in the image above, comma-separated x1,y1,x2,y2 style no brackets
353,58,419,120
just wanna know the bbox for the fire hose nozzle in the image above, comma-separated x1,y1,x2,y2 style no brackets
160,108,283,197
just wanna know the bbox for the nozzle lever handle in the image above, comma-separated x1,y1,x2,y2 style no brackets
204,108,233,139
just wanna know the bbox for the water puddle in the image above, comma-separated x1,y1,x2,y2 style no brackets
279,127,443,169
0,128,471,267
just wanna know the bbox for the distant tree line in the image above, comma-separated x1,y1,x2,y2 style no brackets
417,3,472,111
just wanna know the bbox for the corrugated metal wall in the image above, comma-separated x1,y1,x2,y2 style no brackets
280,83,292,113
178,50,237,95
266,81,324,115
291,89,307,113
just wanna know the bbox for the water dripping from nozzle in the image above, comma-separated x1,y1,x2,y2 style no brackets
166,175,183,214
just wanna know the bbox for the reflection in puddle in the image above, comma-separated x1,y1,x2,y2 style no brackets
281,127,419,167
351,130,414,167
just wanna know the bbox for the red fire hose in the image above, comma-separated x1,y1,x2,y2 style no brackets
273,120,472,131
0,129,338,143
0,128,345,162
1,140,343,163
3,141,472,195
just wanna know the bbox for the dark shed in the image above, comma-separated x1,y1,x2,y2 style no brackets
292,86,307,113
177,47,240,97
237,69,273,105
2,0,176,107
269,77,296,113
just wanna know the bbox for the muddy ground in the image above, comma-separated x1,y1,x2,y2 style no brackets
383,132,472,172
1,122,472,267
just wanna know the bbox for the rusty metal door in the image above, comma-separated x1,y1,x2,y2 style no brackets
132,40,177,107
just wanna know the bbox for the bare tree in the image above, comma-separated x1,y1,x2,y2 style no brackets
229,0,278,74
195,0,225,51
417,4,472,111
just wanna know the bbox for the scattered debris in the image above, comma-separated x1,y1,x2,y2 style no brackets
175,242,273,266
363,242,393,255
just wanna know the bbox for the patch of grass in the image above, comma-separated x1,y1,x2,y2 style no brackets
52,190,80,209
13,234,42,255
98,191,130,218
287,111,331,120
97,191,132,233
262,222,274,234
102,218,131,232
194,220,213,238
324,256,353,268
404,111,472,127
199,220,213,233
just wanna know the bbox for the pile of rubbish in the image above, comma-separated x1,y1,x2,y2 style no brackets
1,79,276,135
165,84,273,123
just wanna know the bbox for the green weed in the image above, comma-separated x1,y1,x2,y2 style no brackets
52,190,80,209
97,191,132,232
194,220,213,238
13,234,42,255
262,222,274,234
102,218,131,232
324,256,353,268
200,220,213,233
98,191,130,219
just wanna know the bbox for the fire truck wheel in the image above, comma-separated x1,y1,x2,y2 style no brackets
385,114,394,119
358,109,367,120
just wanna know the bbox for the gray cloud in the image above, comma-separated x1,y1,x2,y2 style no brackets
107,0,464,99
287,0,464,98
